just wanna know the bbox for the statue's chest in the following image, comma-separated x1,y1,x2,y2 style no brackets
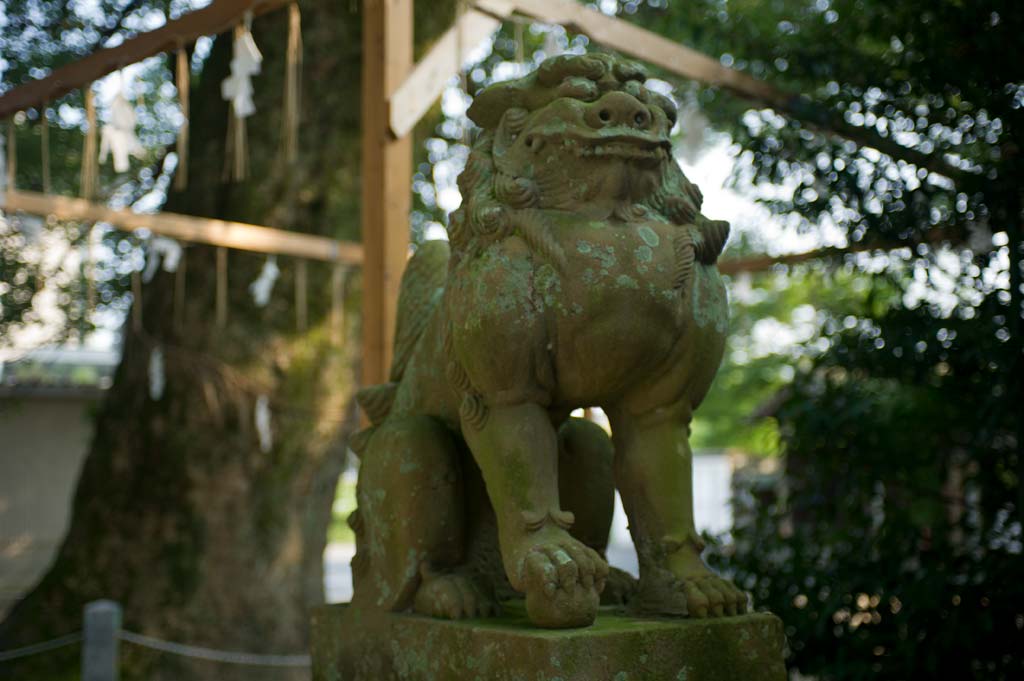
526,219,729,403
550,221,682,323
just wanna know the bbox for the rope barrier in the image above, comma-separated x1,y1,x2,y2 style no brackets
0,629,311,668
0,632,82,662
118,630,310,667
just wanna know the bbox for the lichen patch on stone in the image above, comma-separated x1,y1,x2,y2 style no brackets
638,225,660,248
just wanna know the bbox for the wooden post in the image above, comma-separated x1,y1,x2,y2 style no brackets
174,248,187,331
216,246,228,328
361,0,413,387
331,264,346,345
82,600,121,681
131,269,143,333
295,259,308,331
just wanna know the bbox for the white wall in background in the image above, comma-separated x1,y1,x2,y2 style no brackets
0,391,99,618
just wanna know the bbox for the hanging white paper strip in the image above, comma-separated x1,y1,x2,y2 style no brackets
148,346,165,401
99,91,145,173
249,255,279,307
13,213,44,244
254,394,273,453
0,130,7,206
143,237,183,282
221,15,263,119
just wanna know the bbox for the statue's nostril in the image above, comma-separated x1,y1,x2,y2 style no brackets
587,94,650,129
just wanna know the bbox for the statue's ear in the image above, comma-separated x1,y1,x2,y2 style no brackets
468,82,527,129
490,107,529,174
645,90,678,127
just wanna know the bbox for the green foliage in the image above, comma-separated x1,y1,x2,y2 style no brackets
712,294,1022,679
619,1,1024,678
328,474,357,544
0,217,42,334
693,266,872,454
632,0,1016,246
2,1,190,340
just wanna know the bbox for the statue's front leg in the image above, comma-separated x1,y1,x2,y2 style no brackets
462,402,608,628
608,402,748,618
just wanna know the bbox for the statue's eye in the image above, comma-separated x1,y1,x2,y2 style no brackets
525,135,538,150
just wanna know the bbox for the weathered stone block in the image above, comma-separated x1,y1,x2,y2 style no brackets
311,601,787,681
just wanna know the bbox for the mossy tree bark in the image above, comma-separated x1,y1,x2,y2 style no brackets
0,1,455,679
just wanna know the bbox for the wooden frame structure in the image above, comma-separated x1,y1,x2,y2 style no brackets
367,0,966,382
0,0,293,120
390,0,966,182
3,189,363,264
0,0,965,387
361,0,414,386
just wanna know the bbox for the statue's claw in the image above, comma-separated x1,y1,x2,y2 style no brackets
634,569,749,618
413,570,500,620
515,531,609,628
684,574,748,617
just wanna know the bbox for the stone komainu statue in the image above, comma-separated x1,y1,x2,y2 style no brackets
348,53,746,629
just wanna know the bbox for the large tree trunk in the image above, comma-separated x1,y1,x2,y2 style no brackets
0,2,454,678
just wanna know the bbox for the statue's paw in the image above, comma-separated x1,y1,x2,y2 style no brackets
600,565,638,606
519,536,608,628
413,570,500,620
678,573,748,617
635,569,748,618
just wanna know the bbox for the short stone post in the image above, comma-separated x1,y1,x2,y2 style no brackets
82,600,121,681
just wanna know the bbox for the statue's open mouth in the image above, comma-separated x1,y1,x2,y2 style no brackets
559,130,671,161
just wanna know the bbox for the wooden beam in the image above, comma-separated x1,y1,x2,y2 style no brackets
478,0,780,102
0,0,292,119
719,249,839,276
473,0,967,183
718,228,956,275
2,189,363,264
389,7,506,137
362,0,414,387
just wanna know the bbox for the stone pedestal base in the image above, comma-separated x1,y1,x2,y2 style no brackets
311,601,787,681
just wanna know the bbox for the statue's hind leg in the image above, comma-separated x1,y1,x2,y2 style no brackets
350,415,498,619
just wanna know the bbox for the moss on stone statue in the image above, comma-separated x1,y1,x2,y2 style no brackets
312,602,786,681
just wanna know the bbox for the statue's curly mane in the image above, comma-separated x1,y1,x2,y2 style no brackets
446,53,724,274
448,128,572,269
